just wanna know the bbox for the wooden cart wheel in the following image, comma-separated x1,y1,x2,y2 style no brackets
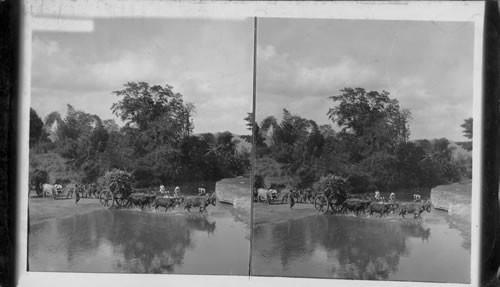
115,193,129,208
99,190,114,208
314,194,329,214
331,202,343,213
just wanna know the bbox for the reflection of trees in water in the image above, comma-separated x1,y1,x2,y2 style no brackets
258,216,432,280
444,214,470,250
55,210,216,273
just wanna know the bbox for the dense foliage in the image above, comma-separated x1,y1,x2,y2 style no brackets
255,88,472,193
29,82,251,188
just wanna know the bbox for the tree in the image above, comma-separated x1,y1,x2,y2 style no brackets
327,88,411,156
110,82,199,185
30,108,46,148
44,111,63,142
461,117,473,139
103,119,120,133
111,82,190,133
242,112,266,150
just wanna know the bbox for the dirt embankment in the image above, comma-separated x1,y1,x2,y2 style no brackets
430,181,471,226
215,177,251,224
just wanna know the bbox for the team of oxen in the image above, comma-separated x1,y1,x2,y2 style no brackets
39,183,98,199
127,190,217,213
254,187,317,205
254,187,432,219
341,197,432,219
37,183,217,213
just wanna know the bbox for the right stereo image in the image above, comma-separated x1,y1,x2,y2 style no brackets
251,17,474,284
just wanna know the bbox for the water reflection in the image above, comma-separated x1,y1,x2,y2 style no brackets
29,207,248,275
252,212,469,283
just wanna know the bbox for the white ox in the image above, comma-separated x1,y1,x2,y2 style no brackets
42,183,62,197
256,188,271,203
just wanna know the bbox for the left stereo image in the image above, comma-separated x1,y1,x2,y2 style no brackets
27,18,254,275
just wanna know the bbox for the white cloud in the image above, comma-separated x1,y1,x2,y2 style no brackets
256,42,473,141
31,23,253,136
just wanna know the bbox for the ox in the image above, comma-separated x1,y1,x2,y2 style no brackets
184,195,216,213
279,189,291,203
256,188,271,204
42,183,63,198
128,193,154,210
399,201,431,219
368,202,392,217
153,197,184,212
343,199,371,216
87,183,100,198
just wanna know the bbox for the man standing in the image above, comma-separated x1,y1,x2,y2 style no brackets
75,184,81,205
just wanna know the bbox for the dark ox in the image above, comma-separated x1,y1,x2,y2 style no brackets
184,195,216,213
368,202,392,217
342,199,371,216
86,183,101,198
127,193,155,210
153,197,184,212
399,201,431,219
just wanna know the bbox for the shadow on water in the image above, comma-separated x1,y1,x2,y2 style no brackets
29,206,247,275
252,212,469,283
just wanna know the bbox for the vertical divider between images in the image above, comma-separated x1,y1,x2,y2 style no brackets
248,16,257,278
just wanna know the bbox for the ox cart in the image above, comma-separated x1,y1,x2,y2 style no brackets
98,186,131,208
314,192,346,214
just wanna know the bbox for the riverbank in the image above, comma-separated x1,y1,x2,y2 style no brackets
430,181,471,248
29,197,103,225
431,180,471,217
215,177,251,226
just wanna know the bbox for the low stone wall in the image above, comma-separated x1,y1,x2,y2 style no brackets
431,181,472,220
215,177,251,211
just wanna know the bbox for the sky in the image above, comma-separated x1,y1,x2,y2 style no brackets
256,19,475,142
31,18,475,141
31,18,254,135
